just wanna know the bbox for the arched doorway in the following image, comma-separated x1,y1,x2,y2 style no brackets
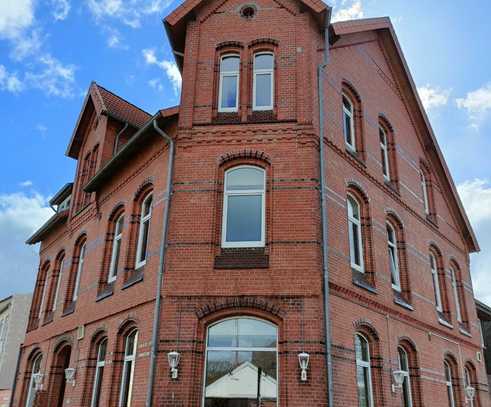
48,343,72,407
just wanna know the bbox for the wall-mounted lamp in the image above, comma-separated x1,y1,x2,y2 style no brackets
168,351,181,380
465,386,476,401
33,373,44,391
64,368,76,386
298,352,310,382
391,370,406,393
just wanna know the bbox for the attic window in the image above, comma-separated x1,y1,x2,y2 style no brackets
240,5,256,19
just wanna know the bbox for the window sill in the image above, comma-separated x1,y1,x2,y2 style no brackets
62,301,76,317
426,213,438,227
96,282,114,302
43,311,54,326
384,180,400,195
214,248,269,269
459,327,472,337
438,317,454,329
393,292,413,311
352,269,377,294
122,268,144,290
214,112,241,124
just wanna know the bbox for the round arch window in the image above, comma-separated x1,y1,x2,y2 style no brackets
240,4,257,19
204,317,278,406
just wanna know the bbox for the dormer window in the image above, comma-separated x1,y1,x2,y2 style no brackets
219,55,240,112
253,52,274,111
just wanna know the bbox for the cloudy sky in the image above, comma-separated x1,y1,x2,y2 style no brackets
0,0,490,305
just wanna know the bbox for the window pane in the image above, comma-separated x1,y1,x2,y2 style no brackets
208,319,237,348
255,54,273,70
344,110,353,146
255,73,272,108
226,195,262,242
355,335,369,362
126,332,136,356
143,196,152,217
205,350,277,404
220,76,238,109
238,319,276,348
115,216,124,235
92,368,104,407
389,247,398,286
351,223,361,266
356,365,370,407
226,168,264,191
139,220,150,263
221,56,240,72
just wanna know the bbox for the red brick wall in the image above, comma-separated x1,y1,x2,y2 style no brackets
12,0,489,406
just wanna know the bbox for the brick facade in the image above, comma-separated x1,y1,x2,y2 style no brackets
12,0,489,406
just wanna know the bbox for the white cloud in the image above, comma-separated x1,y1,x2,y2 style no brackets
332,0,364,23
456,83,491,128
50,0,71,21
36,123,48,136
10,28,44,60
417,85,450,110
457,179,491,305
148,78,164,92
143,48,181,94
0,65,24,93
25,54,77,98
0,191,53,298
19,180,33,187
0,0,34,39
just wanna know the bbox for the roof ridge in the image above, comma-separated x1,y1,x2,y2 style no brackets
94,82,152,118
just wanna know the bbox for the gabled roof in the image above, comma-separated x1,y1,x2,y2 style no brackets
66,82,152,159
331,18,479,252
164,0,328,71
26,209,69,245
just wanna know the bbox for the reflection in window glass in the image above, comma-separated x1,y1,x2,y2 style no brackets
219,55,240,112
253,53,274,110
355,334,373,407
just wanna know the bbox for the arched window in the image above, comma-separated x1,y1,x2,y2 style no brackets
387,222,401,291
36,262,50,323
450,266,462,323
379,125,391,181
430,253,443,312
253,52,274,111
347,194,364,273
72,241,86,302
398,346,413,407
119,329,138,407
25,353,42,407
51,253,65,312
219,54,240,112
135,193,152,269
204,317,278,406
109,214,124,283
222,166,266,248
90,338,107,407
355,333,374,407
343,94,356,151
444,360,457,407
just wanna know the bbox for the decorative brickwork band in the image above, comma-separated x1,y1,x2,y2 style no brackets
219,150,271,166
196,297,284,319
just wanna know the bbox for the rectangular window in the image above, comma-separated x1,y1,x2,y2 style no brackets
347,195,364,272
421,172,430,215
109,215,124,283
253,53,274,110
343,95,356,151
379,127,390,181
136,195,152,269
219,55,240,112
451,268,462,323
387,223,401,291
430,254,443,312
52,258,64,311
119,330,138,407
73,243,86,302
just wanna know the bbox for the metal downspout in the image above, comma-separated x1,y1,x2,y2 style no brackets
145,119,175,407
318,7,334,407
113,122,129,156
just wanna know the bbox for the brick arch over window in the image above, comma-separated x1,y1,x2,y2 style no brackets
450,259,469,330
429,244,451,322
444,353,463,406
341,80,365,159
195,297,284,320
219,150,271,167
346,183,376,287
386,213,411,304
378,114,399,188
217,41,244,51
398,338,423,406
98,204,126,296
353,322,385,406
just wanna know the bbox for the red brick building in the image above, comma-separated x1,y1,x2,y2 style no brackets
11,1,489,406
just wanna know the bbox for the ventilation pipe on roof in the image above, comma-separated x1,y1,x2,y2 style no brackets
145,119,175,407
318,6,334,407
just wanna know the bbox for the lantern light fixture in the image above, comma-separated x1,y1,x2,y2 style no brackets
298,352,310,382
168,351,181,380
64,368,76,386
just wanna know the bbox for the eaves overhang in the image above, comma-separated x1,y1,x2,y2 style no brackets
26,210,69,245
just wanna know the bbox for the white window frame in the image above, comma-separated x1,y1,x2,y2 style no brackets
464,367,474,407
91,339,107,407
52,257,64,312
421,171,430,215
221,166,266,248
253,52,274,111
387,222,401,291
398,346,413,407
343,94,356,151
444,361,456,407
379,126,390,181
119,330,138,407
430,254,443,312
135,194,152,269
355,333,374,407
25,354,42,407
108,214,124,283
347,194,364,273
450,267,462,323
218,54,240,113
202,317,278,407
72,242,86,302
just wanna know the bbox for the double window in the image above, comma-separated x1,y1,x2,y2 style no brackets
347,195,364,272
398,347,413,407
90,339,107,407
355,333,374,407
109,214,124,283
136,194,152,269
204,317,278,406
119,329,138,407
387,222,401,291
222,166,265,248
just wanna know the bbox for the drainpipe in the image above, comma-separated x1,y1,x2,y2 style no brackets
145,119,175,407
318,6,334,407
113,122,129,156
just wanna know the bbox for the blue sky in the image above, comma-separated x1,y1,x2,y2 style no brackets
1,0,490,305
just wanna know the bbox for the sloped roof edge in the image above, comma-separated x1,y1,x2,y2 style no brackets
26,210,69,245
331,18,479,252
